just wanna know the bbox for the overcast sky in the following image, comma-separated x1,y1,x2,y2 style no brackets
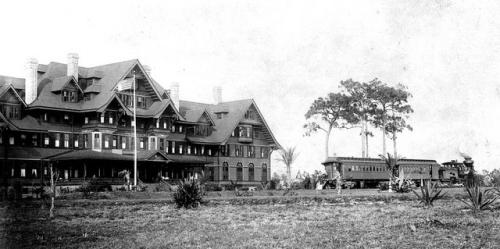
1,0,499,174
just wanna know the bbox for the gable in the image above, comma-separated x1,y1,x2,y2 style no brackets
114,63,162,102
198,110,215,125
0,87,23,104
237,102,280,148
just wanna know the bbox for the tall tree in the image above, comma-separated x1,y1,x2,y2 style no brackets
304,92,356,159
385,84,413,158
276,146,299,186
372,82,413,158
340,79,378,157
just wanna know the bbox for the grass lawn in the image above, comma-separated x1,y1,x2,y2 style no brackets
0,189,499,248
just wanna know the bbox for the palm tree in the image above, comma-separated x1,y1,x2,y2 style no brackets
276,147,299,187
379,153,399,193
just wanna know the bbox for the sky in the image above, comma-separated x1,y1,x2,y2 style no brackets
0,0,499,175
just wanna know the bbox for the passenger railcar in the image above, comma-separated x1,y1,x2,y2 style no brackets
322,157,441,188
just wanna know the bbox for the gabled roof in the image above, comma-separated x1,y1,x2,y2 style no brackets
180,99,280,147
0,75,25,90
50,76,83,93
0,83,27,106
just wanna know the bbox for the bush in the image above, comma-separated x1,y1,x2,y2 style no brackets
173,179,204,209
154,181,173,192
77,179,112,198
412,180,446,207
461,176,498,212
204,184,223,192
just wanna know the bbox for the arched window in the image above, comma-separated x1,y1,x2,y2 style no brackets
261,163,268,182
248,163,255,181
222,162,229,180
236,162,243,181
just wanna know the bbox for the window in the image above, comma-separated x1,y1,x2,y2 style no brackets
223,162,229,180
187,146,191,154
159,138,165,151
248,163,255,181
179,144,183,154
44,135,50,146
64,114,69,120
236,162,243,181
137,96,145,108
201,146,205,155
165,140,169,153
171,141,175,154
260,147,269,158
262,163,268,182
83,134,89,148
140,138,144,149
247,146,255,158
84,117,89,124
55,134,60,147
112,136,117,148
121,136,127,149
32,168,37,178
64,133,69,148
100,114,105,123
208,167,215,181
20,134,26,146
235,145,241,157
179,126,183,133
74,134,79,147
32,134,38,147
109,115,114,124
92,132,101,150
69,91,76,102
148,137,157,150
43,113,48,121
20,168,26,178
104,135,110,148
9,136,14,145
62,91,69,102
163,120,167,129
208,148,212,156
171,125,176,132
156,119,160,128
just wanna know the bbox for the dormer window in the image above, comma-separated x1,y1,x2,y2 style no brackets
62,90,78,102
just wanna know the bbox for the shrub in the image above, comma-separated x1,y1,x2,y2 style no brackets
154,180,173,192
461,177,498,212
173,179,204,209
77,179,112,198
204,183,223,192
412,180,446,207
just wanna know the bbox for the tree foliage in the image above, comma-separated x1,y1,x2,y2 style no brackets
303,92,355,158
276,146,299,185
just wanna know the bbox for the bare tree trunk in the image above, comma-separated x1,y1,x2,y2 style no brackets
362,120,367,157
325,125,333,159
382,128,387,156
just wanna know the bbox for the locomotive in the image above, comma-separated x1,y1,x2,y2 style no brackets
322,156,473,188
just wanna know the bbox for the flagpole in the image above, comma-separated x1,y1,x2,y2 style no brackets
133,73,138,188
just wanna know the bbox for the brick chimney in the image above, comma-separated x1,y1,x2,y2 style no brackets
213,86,222,105
170,82,180,109
25,58,39,104
67,53,79,81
